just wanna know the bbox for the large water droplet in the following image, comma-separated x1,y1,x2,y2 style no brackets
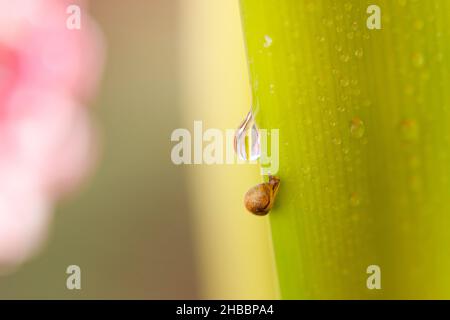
340,54,350,62
234,109,261,161
340,78,350,87
354,48,364,58
332,137,342,145
350,117,365,138
412,52,425,68
269,83,275,94
263,35,273,48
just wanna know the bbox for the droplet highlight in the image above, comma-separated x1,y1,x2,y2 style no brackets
412,52,425,68
354,48,364,58
349,192,361,207
350,117,365,138
263,35,272,48
234,109,261,161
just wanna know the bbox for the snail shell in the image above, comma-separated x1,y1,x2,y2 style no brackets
244,176,280,216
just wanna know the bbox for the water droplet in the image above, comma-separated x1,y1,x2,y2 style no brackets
350,117,365,138
354,48,364,58
341,94,349,102
340,54,350,62
349,192,361,207
412,52,425,68
332,137,342,145
340,78,350,87
269,83,275,94
302,166,311,177
263,35,272,48
399,119,419,142
253,78,259,91
234,109,260,161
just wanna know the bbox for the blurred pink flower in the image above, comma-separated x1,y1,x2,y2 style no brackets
0,0,104,267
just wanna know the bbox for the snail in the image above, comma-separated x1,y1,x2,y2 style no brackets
244,176,280,216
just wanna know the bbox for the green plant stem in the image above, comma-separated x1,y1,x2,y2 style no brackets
240,0,450,299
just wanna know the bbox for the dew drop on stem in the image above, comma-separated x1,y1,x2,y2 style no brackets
234,109,261,161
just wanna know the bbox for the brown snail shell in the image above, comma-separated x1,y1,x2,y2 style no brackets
244,176,280,216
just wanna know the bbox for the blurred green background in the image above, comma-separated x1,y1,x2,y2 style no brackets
0,0,276,299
